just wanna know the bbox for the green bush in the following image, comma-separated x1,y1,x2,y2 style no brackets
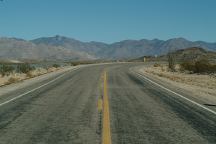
194,59,210,73
180,59,216,73
209,64,216,73
153,63,161,67
52,64,60,68
180,61,196,72
0,64,15,76
17,63,35,74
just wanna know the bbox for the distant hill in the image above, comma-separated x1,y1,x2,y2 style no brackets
0,35,216,61
170,47,216,62
131,47,216,62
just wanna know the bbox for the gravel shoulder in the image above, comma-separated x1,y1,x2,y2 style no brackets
0,66,76,97
134,64,216,108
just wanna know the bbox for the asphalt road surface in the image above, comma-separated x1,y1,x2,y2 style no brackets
0,63,215,144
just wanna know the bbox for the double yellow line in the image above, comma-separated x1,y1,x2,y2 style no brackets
102,71,112,144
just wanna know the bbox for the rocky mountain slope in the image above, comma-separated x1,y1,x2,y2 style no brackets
32,36,216,59
0,35,216,61
170,47,216,62
131,47,216,62
0,37,94,61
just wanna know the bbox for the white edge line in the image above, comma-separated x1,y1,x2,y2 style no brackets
133,71,216,116
0,67,80,107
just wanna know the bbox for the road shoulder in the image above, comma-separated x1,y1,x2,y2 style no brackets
131,65,216,112
0,66,76,97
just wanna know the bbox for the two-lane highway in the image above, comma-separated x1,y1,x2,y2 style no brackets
0,63,215,144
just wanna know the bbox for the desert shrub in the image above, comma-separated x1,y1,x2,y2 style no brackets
0,64,15,76
7,77,19,84
167,52,176,71
52,64,60,68
209,64,216,73
180,61,196,72
26,71,34,78
153,63,161,67
180,59,216,73
17,63,35,74
71,62,79,66
194,59,210,73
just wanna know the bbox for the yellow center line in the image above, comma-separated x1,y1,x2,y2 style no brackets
98,99,103,111
102,71,112,144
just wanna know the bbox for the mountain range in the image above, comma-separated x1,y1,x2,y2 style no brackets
0,35,216,61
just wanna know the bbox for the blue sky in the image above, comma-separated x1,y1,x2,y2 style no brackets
0,0,215,43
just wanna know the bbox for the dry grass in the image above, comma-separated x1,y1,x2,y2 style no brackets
0,73,25,86
138,64,216,104
6,77,20,84
0,67,62,86
26,71,34,78
143,65,216,89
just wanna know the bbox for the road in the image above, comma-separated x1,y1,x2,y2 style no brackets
0,63,215,144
